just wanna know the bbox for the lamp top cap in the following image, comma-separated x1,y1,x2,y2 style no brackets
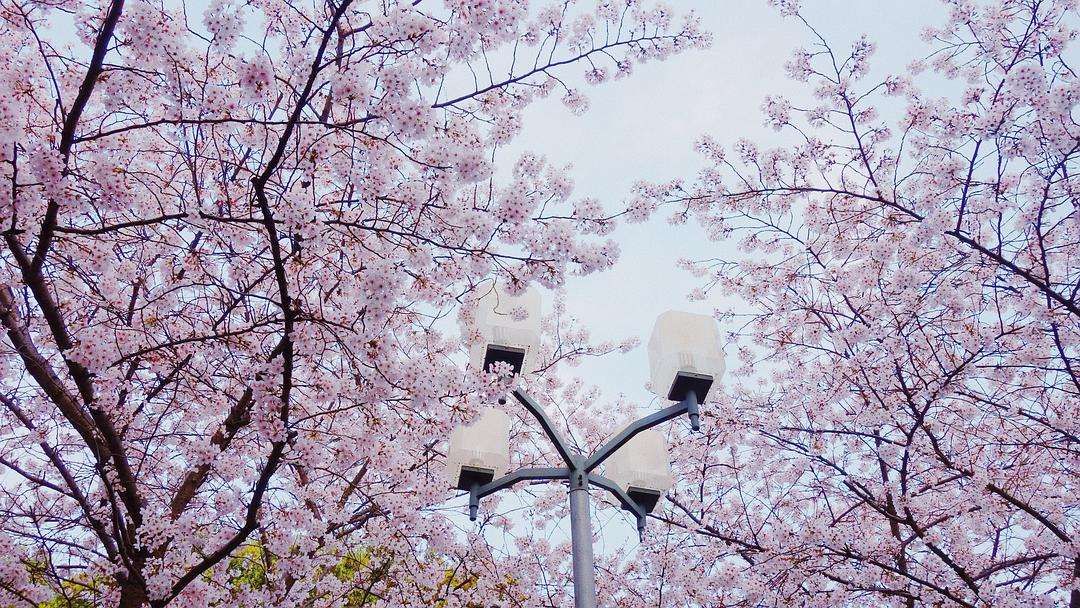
648,310,720,344
475,284,542,330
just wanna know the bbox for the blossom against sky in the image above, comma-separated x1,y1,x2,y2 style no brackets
470,0,947,561
508,0,940,423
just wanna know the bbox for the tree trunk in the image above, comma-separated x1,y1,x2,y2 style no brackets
119,580,148,608
1070,557,1078,608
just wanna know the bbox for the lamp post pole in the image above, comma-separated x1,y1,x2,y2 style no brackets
466,387,701,608
568,467,597,608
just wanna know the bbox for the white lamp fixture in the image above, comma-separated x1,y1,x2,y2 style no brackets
603,428,674,514
446,407,511,491
469,284,542,375
647,310,724,402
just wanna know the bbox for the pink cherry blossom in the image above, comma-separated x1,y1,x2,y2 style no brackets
628,1,1080,606
0,0,706,606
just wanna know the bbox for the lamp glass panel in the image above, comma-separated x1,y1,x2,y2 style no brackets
469,285,542,374
604,428,674,494
445,407,511,487
647,310,725,399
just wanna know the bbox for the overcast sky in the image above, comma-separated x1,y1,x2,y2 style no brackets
506,0,939,409
489,0,942,553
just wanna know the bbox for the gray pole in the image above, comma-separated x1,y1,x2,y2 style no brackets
568,470,598,608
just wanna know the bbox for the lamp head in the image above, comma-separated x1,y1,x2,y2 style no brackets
647,310,724,403
470,285,542,375
445,407,511,491
603,428,674,514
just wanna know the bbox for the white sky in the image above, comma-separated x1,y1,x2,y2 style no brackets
507,0,939,410
489,0,942,557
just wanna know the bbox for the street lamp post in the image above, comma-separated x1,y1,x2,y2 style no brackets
447,286,725,608
473,388,702,608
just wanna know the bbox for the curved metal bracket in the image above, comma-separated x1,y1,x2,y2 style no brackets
512,389,579,467
475,466,570,499
470,466,570,521
584,390,699,473
589,474,647,539
467,390,697,540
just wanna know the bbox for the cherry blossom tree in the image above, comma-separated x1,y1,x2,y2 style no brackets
0,0,707,605
626,0,1079,606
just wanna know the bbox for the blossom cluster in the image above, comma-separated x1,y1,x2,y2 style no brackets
622,1,1080,606
0,0,705,606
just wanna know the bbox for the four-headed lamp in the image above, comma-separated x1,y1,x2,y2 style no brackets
469,284,542,375
647,311,724,427
604,428,675,515
445,407,511,511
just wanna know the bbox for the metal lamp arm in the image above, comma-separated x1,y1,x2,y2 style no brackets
512,389,579,467
475,466,569,499
584,392,697,473
469,466,568,521
588,475,645,519
589,474,648,539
